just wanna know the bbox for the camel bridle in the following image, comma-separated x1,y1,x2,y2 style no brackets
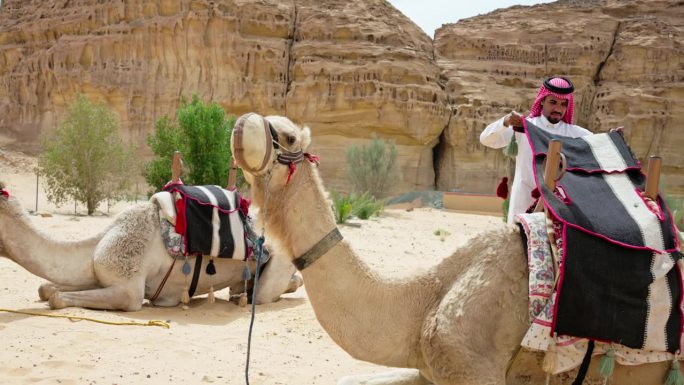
249,121,340,270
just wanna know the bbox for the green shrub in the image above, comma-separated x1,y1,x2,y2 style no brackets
665,194,684,229
144,95,236,193
331,191,384,223
352,192,384,219
345,133,399,199
37,94,138,215
331,191,354,224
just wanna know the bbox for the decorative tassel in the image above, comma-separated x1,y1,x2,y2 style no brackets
242,263,251,281
206,258,216,275
181,288,190,310
665,359,684,385
205,257,216,304
238,262,251,308
543,333,558,374
496,177,509,200
505,135,518,157
207,286,215,304
598,345,615,384
181,257,191,309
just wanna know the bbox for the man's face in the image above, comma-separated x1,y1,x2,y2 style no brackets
541,95,569,124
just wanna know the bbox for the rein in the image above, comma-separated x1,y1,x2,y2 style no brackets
149,257,177,303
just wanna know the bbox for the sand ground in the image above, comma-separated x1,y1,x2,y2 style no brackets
0,150,502,385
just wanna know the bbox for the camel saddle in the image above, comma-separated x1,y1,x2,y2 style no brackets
151,183,264,261
524,121,682,354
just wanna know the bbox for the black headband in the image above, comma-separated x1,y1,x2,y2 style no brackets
543,77,574,94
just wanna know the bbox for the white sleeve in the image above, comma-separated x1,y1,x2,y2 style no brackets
574,125,592,137
480,116,514,149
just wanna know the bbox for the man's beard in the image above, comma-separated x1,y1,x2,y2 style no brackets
547,113,562,124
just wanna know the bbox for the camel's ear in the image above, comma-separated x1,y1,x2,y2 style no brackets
301,125,311,150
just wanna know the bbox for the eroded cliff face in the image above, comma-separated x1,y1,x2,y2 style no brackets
0,0,447,195
0,0,682,195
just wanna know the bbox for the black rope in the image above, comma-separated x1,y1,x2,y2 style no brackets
572,340,595,385
245,236,265,385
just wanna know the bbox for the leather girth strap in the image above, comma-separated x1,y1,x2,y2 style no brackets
188,255,203,297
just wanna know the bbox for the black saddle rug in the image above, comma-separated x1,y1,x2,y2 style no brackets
163,183,249,259
524,121,683,353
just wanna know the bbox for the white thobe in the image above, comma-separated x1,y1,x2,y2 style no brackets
480,114,592,224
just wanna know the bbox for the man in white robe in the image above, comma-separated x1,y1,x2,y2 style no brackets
480,77,592,224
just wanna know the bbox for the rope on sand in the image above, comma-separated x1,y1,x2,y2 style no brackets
0,308,170,328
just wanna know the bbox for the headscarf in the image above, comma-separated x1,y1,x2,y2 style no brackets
528,76,575,124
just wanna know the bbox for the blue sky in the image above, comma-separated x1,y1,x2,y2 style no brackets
387,0,555,37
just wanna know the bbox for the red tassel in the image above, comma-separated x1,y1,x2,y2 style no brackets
285,162,296,185
0,189,8,198
304,153,320,165
238,194,251,216
531,188,541,199
496,177,509,200
174,195,187,236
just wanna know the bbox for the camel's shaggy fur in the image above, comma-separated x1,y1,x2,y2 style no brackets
236,114,673,385
0,191,302,311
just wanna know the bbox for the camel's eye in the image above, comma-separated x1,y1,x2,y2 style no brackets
286,135,296,145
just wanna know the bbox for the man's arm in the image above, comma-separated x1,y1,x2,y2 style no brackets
480,112,521,149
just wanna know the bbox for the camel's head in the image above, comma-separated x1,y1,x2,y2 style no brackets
231,113,313,205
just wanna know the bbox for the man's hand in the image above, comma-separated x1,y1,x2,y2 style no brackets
504,112,524,127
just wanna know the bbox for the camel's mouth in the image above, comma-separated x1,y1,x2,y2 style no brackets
231,113,276,176
231,113,309,178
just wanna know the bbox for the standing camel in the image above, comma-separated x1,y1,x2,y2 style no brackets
0,182,302,311
231,113,672,385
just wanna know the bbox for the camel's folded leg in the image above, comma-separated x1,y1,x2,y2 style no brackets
48,283,144,311
337,369,432,385
38,283,98,301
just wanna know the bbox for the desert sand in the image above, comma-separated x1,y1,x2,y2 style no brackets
0,150,502,385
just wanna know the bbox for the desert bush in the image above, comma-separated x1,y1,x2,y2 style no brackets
37,94,138,215
331,191,384,223
345,133,399,198
331,191,355,224
352,192,384,220
665,194,684,229
144,95,236,193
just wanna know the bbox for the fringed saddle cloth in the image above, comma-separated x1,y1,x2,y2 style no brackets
517,121,683,373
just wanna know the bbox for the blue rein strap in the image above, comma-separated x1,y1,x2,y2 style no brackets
245,235,265,385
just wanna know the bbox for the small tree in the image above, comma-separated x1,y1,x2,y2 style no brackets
345,133,399,198
144,95,235,192
37,94,137,215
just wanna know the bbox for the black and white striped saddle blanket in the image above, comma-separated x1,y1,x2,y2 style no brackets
525,121,683,353
160,183,253,259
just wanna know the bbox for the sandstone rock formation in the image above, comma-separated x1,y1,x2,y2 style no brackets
0,0,682,197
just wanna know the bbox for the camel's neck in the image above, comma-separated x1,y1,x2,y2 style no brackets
0,200,99,286
263,164,437,367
